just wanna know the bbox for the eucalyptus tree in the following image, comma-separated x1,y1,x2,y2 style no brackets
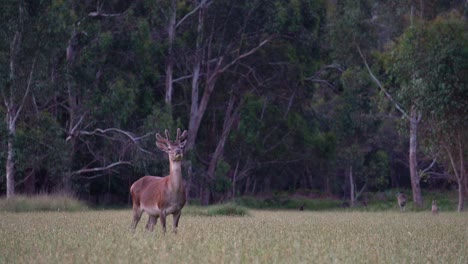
325,0,438,207
0,0,74,197
208,0,329,198
386,14,467,211
150,0,327,203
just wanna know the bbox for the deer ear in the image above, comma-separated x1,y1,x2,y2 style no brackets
155,133,164,141
156,142,169,152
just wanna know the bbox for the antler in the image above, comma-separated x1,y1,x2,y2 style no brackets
175,128,188,143
156,128,187,144
156,129,171,144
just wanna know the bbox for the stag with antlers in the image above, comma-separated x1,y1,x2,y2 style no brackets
130,128,188,234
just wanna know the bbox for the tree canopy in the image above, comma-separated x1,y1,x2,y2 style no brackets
1,0,466,209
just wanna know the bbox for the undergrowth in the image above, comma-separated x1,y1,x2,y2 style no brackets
184,203,249,217
0,194,88,212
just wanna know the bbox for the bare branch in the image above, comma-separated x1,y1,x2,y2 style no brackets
356,183,367,200
88,12,121,18
175,0,211,28
74,128,154,155
420,158,437,175
13,55,37,124
66,115,84,140
309,79,340,94
71,161,132,176
218,35,274,75
305,63,344,80
173,74,193,83
356,45,410,120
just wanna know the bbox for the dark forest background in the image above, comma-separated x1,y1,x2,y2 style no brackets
1,0,466,209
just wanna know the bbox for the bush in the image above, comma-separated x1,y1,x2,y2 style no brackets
207,203,249,217
183,203,249,217
234,196,342,210
0,194,88,212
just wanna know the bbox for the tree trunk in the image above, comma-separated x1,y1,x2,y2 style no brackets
445,133,466,212
164,0,176,105
5,10,23,197
206,94,240,179
457,180,464,212
409,106,423,207
6,122,16,198
186,2,205,151
201,182,211,205
232,161,239,198
458,132,465,212
349,166,355,207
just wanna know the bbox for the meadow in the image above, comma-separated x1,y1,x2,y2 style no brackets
1,209,467,263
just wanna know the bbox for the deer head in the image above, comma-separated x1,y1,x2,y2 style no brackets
155,128,188,162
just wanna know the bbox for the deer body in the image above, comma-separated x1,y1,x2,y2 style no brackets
397,193,407,212
432,200,439,215
130,129,187,234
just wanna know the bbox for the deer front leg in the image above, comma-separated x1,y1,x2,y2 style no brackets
173,211,182,234
160,210,167,234
145,215,158,232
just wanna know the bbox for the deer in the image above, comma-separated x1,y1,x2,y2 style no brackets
130,128,187,234
397,192,407,212
432,200,439,215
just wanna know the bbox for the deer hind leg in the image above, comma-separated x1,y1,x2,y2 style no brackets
173,211,182,234
145,215,158,232
130,207,144,232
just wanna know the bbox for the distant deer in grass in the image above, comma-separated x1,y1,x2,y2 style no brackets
130,128,187,234
432,200,439,215
397,192,407,212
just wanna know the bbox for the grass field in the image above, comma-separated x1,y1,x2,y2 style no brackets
1,209,467,263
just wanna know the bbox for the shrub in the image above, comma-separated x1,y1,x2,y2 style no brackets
206,203,249,217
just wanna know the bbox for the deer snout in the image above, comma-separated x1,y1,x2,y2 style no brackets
173,149,183,160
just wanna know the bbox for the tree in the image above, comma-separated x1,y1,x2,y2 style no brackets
0,0,72,197
387,13,467,211
327,0,426,207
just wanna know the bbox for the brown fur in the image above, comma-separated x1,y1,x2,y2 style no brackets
397,193,407,212
432,200,439,215
130,129,187,234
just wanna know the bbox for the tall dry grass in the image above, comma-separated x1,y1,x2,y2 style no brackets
1,210,467,263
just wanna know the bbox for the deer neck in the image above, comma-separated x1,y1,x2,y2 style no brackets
169,160,183,190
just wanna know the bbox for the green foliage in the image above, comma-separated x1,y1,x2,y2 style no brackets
0,0,465,206
214,160,232,194
326,0,375,65
386,13,467,115
15,113,70,176
364,150,390,191
182,204,249,217
0,194,88,212
311,132,336,160
206,203,249,217
234,195,342,210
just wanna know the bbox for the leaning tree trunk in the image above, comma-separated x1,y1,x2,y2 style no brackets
409,106,423,207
